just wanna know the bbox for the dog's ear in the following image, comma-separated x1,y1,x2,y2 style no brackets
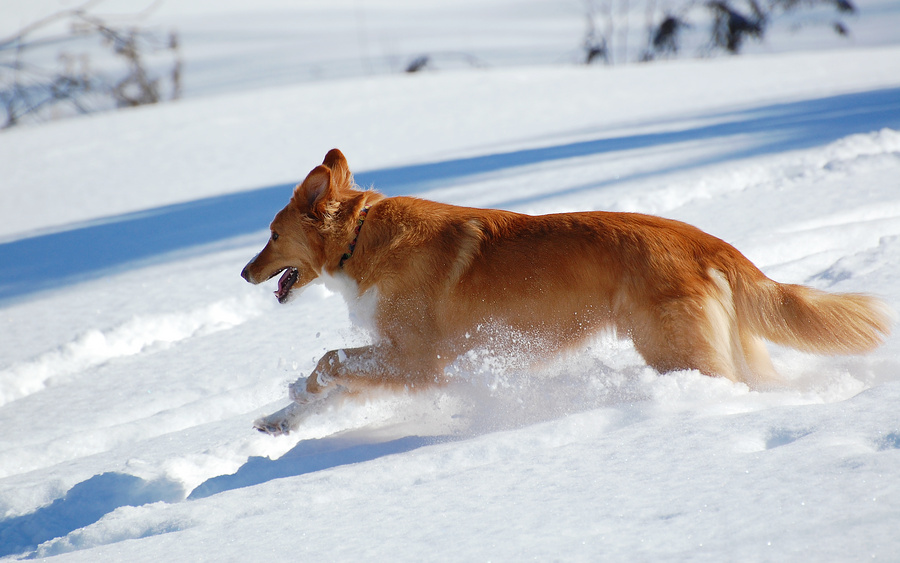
322,148,346,170
296,165,334,219
322,148,352,190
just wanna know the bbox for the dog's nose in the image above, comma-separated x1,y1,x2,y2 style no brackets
241,251,260,283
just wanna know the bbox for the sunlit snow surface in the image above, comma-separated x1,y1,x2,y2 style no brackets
1,1,900,561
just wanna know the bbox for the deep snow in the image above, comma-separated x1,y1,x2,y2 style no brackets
2,1,900,561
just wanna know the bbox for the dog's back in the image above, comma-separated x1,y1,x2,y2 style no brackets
354,198,891,385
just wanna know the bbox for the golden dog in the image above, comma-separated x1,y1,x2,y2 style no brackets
242,149,891,435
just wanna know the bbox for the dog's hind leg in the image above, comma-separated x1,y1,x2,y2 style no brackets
628,284,744,382
630,270,781,385
630,309,738,381
739,330,780,386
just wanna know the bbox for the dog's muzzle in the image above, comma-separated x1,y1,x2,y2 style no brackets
241,255,259,284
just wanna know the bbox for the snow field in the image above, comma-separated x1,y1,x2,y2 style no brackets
20,379,900,561
3,121,899,560
1,2,900,558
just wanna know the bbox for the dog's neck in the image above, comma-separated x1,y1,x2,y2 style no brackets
338,204,371,268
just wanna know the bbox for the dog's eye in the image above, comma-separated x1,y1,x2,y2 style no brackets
271,232,279,241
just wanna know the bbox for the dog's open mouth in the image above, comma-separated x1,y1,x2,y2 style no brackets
275,267,299,303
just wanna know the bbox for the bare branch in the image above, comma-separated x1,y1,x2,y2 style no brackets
0,0,180,129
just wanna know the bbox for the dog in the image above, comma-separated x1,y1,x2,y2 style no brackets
242,149,891,435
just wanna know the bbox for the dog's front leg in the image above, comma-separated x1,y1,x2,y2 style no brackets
253,402,304,435
253,390,344,436
298,343,442,399
299,345,380,397
254,344,440,436
253,347,376,436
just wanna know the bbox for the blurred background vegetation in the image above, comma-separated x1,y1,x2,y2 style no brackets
0,0,861,129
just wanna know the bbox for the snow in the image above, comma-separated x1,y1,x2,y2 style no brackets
2,1,900,561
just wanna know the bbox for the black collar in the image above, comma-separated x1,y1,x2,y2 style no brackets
338,205,371,268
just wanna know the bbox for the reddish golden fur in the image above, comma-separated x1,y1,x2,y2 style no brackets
242,149,891,434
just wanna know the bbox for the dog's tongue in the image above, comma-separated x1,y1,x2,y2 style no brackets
276,268,298,303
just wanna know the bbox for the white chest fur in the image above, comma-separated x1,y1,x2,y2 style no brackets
319,270,379,332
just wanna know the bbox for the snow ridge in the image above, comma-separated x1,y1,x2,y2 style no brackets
0,295,266,407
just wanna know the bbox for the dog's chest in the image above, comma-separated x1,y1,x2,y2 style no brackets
320,271,379,331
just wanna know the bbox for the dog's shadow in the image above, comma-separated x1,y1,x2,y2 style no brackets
187,361,631,502
188,429,455,500
0,431,452,557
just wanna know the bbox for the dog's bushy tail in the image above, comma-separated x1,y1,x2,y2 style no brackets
736,275,893,355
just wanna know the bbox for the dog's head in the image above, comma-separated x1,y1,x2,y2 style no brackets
241,148,359,303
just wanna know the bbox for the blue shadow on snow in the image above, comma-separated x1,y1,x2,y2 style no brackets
0,433,446,557
1,87,899,304
189,431,452,500
0,472,183,558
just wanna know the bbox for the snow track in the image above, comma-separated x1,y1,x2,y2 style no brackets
0,296,267,408
13,377,900,562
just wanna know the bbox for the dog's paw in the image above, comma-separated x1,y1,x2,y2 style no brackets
253,402,302,436
253,417,291,436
